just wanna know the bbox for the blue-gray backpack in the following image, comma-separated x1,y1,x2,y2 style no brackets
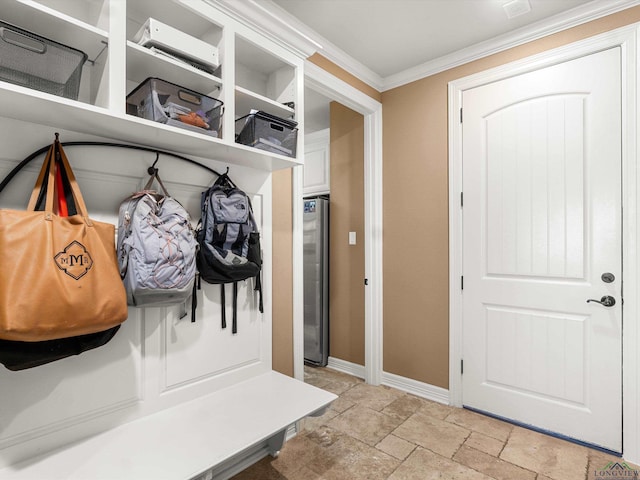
117,170,198,310
196,173,263,333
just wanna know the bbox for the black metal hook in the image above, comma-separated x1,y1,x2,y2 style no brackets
147,152,160,176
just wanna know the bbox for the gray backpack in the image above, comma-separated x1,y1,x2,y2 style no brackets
196,173,263,333
117,171,198,309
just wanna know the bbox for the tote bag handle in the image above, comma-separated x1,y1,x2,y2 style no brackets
26,139,91,224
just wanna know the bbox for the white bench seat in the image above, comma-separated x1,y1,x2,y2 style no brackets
0,371,337,480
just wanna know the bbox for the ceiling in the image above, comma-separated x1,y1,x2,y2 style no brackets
248,0,638,132
270,0,595,78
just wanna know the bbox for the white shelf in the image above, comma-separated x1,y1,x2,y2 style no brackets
126,42,222,96
0,371,337,480
5,0,108,60
235,86,295,119
0,82,302,171
1,0,302,171
0,0,309,476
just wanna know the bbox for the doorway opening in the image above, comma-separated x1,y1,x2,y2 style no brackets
293,61,383,385
302,87,366,373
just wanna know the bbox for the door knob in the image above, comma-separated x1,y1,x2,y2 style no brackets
586,296,616,307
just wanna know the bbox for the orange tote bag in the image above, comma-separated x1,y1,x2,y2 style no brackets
0,138,128,341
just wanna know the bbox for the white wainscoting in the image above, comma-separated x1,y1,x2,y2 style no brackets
0,117,274,470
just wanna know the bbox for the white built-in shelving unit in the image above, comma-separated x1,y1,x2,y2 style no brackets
0,0,304,170
0,2,333,479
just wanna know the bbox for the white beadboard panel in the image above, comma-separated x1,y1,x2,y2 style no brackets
0,309,143,451
160,191,265,392
160,192,266,390
0,158,49,210
485,95,586,279
0,114,275,469
161,283,264,390
61,170,145,225
485,305,587,405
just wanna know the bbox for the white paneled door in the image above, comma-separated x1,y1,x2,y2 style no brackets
462,47,622,452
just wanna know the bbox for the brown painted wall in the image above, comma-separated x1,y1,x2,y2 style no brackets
272,168,294,377
382,6,640,389
271,5,640,385
329,102,366,365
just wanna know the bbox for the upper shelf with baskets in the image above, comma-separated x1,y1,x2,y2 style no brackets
0,0,304,170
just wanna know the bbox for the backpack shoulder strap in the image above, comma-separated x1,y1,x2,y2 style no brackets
255,274,263,313
232,282,238,334
220,284,226,330
190,274,199,323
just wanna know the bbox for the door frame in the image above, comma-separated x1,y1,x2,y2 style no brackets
292,60,384,385
448,25,639,462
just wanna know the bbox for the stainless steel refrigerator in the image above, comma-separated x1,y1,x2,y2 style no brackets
303,196,329,366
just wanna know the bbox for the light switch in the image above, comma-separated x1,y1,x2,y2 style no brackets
349,231,356,245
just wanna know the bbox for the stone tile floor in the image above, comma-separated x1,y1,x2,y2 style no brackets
232,367,637,480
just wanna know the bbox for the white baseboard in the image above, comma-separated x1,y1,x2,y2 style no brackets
327,357,366,379
382,371,450,405
326,358,450,406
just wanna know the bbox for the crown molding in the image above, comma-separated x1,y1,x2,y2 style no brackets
382,0,640,91
205,0,640,93
205,0,385,89
307,37,385,92
203,0,318,59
